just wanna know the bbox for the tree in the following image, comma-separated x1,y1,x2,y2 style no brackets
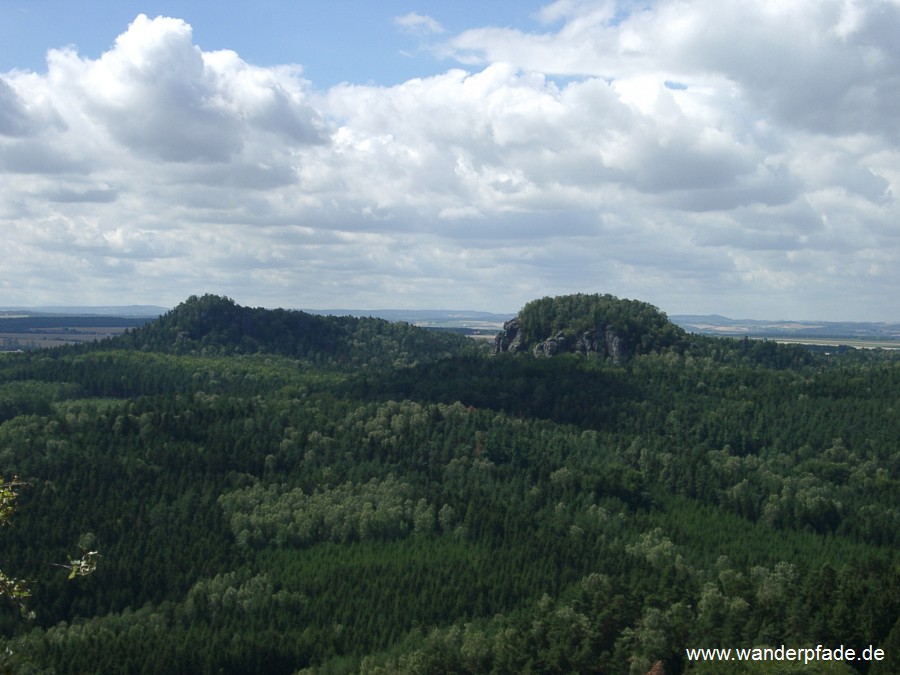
0,475,98,618
0,476,31,617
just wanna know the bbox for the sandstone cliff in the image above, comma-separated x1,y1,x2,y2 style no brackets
494,293,685,362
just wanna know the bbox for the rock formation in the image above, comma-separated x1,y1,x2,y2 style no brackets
495,319,627,362
494,317,527,353
492,293,684,362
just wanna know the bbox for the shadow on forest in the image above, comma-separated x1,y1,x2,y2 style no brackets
346,354,639,430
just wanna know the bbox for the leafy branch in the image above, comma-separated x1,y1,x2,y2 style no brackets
0,475,99,618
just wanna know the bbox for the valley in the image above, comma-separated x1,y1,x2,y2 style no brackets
0,293,896,674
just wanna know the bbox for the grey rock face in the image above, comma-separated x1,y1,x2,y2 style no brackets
574,329,602,353
496,320,627,362
604,326,624,364
494,317,526,354
533,331,565,357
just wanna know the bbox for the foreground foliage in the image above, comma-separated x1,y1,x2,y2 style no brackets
0,294,896,673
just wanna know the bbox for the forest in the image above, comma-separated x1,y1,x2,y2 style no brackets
0,293,896,674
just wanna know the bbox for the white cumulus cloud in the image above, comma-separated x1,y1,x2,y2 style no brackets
394,13,446,36
0,4,898,319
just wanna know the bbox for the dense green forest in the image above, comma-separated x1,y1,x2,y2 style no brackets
0,293,896,674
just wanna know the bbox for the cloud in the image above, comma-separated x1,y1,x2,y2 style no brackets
42,14,326,164
394,13,446,36
45,186,119,203
0,5,898,319
0,77,34,137
445,0,900,140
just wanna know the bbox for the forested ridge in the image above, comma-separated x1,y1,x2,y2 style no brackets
107,294,476,368
0,293,896,674
512,293,687,357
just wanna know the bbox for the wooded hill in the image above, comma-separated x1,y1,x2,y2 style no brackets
110,294,476,367
496,293,687,359
0,293,896,674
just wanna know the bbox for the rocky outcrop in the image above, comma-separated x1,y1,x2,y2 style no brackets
533,332,566,357
494,293,684,361
495,322,627,362
602,326,625,363
494,317,527,353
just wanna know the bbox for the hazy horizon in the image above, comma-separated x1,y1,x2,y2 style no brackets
3,299,899,325
2,2,899,321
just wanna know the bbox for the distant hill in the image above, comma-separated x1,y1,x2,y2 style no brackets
0,316,151,331
495,293,686,360
304,308,513,338
304,308,514,325
0,313,157,351
109,294,476,368
9,299,898,354
0,305,167,317
672,315,900,343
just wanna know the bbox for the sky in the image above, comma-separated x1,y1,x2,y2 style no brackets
1,0,898,320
